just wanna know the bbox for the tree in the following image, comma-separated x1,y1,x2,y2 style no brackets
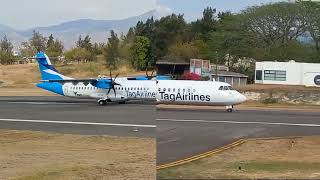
104,30,120,69
300,1,320,53
200,7,217,36
0,36,15,64
30,30,47,52
168,41,200,61
76,35,93,52
130,36,151,70
152,14,187,59
47,34,54,48
64,48,94,63
242,2,308,60
47,39,64,58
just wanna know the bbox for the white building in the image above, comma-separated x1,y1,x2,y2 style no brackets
255,61,320,87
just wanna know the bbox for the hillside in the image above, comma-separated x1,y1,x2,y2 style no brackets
0,9,161,49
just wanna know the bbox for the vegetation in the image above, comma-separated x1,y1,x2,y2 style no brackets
20,31,64,58
0,36,15,64
1,1,320,79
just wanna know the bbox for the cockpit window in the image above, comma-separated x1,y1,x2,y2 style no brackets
219,86,234,91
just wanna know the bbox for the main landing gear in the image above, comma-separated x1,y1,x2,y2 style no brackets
226,105,234,113
98,99,126,106
98,99,107,106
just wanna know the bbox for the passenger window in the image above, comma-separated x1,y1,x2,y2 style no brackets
158,88,161,92
168,88,171,92
163,88,166,91
173,88,175,92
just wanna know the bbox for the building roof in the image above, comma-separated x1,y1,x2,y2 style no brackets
156,56,190,65
211,70,248,78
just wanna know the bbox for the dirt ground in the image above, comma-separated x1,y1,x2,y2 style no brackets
158,136,320,179
0,130,155,180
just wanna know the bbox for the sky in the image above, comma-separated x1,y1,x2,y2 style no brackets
0,0,282,30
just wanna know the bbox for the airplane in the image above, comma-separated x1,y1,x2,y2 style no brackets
35,52,246,112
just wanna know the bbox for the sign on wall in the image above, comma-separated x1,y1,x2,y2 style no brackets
314,75,320,86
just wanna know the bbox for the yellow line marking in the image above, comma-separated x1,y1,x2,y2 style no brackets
156,139,247,170
157,135,320,170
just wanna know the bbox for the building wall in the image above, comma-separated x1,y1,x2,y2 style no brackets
255,61,320,87
211,75,247,87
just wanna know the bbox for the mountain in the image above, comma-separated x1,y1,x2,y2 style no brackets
0,9,163,49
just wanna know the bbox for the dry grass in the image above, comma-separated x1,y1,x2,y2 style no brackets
0,63,145,90
158,136,320,179
0,130,155,180
0,64,40,88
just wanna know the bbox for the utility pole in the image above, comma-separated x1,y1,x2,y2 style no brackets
215,51,218,81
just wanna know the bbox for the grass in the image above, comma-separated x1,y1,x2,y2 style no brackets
158,161,320,179
157,137,320,179
16,166,105,180
0,130,155,180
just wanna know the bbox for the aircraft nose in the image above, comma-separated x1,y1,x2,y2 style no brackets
239,93,247,103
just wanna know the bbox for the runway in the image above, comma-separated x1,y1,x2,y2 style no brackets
0,96,156,138
156,108,320,165
1,96,320,166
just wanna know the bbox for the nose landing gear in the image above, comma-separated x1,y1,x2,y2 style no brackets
226,105,234,113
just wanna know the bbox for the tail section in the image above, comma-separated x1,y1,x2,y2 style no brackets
36,52,71,80
35,52,71,96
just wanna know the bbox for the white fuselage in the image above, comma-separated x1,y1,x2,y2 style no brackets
61,78,246,106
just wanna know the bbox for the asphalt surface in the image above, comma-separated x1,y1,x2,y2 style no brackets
156,108,320,165
1,96,320,165
0,96,156,138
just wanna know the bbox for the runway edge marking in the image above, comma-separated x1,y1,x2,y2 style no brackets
0,119,156,128
156,139,247,170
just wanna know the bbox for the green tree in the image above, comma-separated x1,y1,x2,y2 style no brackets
64,48,94,63
30,30,47,52
76,35,93,52
47,39,64,58
242,2,308,60
104,30,120,69
300,1,320,54
47,34,54,48
130,36,151,70
168,41,200,61
0,36,15,64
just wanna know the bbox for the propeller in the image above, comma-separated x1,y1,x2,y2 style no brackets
146,69,155,80
107,71,121,97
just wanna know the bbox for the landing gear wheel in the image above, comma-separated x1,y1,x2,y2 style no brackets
226,105,234,113
98,100,107,106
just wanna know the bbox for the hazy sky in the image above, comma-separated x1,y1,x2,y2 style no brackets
0,0,281,30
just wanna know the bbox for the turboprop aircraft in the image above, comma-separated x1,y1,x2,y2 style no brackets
35,52,246,112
